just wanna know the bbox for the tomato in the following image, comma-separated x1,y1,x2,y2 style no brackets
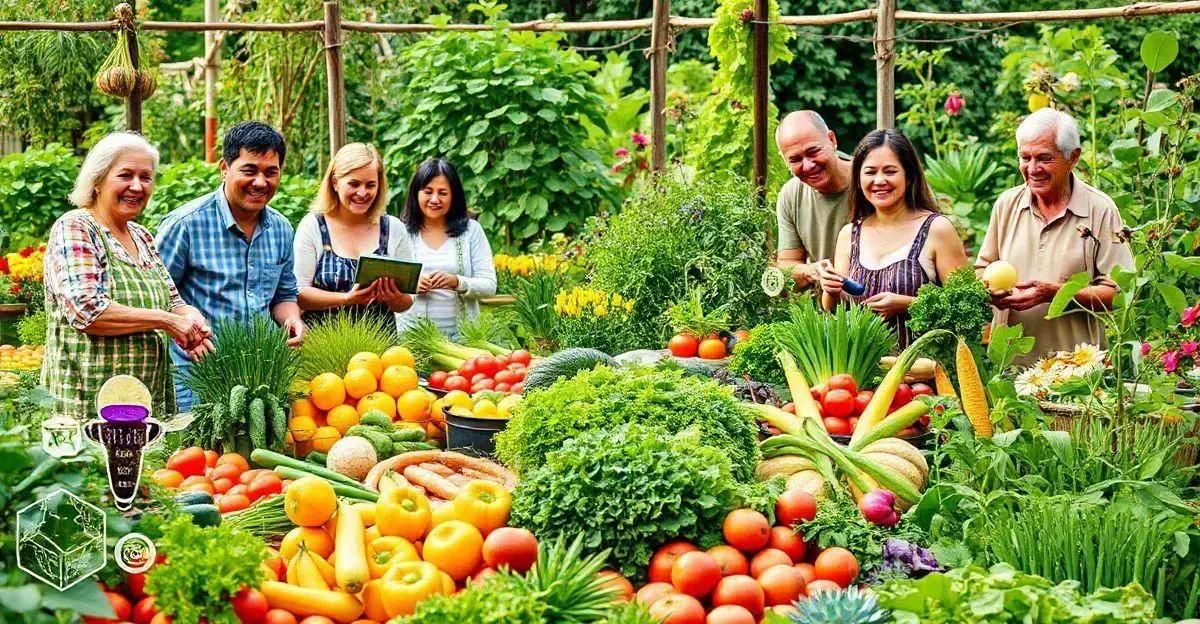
247,474,282,501
723,509,770,553
805,579,842,595
758,564,806,606
101,592,132,622
231,587,269,624
706,545,749,576
131,596,157,624
482,527,539,573
794,562,816,584
477,356,502,377
219,493,251,513
506,361,527,372
822,417,853,436
444,375,471,393
470,373,488,384
635,582,675,606
167,447,207,477
423,520,485,581
510,382,525,394
298,618,335,624
826,373,857,395
706,604,756,624
697,338,727,360
853,390,873,416
781,402,795,414
127,571,148,600
911,382,933,397
212,477,235,495
149,613,174,624
813,547,859,588
668,334,699,358
670,551,721,598
509,349,532,366
767,526,806,562
428,371,449,389
211,462,243,483
238,469,263,485
471,379,496,393
597,570,634,601
648,541,699,584
749,549,792,577
710,574,764,615
262,611,297,624
809,384,827,404
492,369,517,385
217,452,249,471
227,484,248,498
822,389,855,418
849,416,860,430
775,489,817,528
151,469,184,489
263,548,285,581
648,593,706,624
890,383,913,410
897,426,918,437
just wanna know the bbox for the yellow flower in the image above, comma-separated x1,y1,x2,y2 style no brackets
624,300,634,313
594,305,607,317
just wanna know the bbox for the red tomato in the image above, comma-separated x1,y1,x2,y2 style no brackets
231,587,269,624
219,494,251,513
494,382,512,393
853,390,873,416
706,604,757,624
99,592,132,622
809,385,826,404
749,549,792,577
506,362,527,372
697,338,727,360
649,541,700,584
166,447,207,477
428,371,449,389
127,571,148,599
247,474,282,501
476,356,501,377
482,527,539,573
238,469,263,485
826,373,857,395
131,596,157,624
911,382,933,397
890,383,913,410
897,426,918,437
822,389,855,418
806,579,842,595
597,570,634,601
471,373,488,384
849,416,860,430
227,484,248,498
212,477,234,495
444,375,471,393
459,360,479,379
211,462,243,483
794,563,816,585
648,593,706,624
510,382,525,394
722,509,770,553
509,349,532,366
710,575,764,615
494,369,519,385
775,489,817,528
758,564,806,606
203,449,219,467
496,354,510,366
668,334,700,358
822,417,853,436
635,582,675,606
706,544,749,576
471,379,497,393
263,609,298,624
813,547,859,588
767,526,806,562
670,551,721,598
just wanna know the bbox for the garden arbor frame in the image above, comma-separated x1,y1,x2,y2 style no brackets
2,1,1199,199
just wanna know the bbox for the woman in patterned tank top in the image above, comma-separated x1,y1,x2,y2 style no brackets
818,129,969,348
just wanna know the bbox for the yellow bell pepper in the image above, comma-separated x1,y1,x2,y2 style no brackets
381,560,446,618
452,480,512,535
376,485,431,542
368,536,421,579
361,579,391,622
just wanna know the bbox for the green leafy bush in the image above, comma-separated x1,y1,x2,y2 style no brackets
494,365,760,481
378,2,619,247
584,173,775,347
15,310,46,346
141,159,315,231
728,323,786,386
510,423,746,578
906,267,992,372
0,144,78,248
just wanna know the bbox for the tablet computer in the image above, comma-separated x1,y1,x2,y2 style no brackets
354,254,423,293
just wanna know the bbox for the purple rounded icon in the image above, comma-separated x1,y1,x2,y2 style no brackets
99,403,149,422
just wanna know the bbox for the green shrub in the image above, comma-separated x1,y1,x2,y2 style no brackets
378,2,620,247
0,144,79,248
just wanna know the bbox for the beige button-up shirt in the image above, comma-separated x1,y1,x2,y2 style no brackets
975,176,1134,364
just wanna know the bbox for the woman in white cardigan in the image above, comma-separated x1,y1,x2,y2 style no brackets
395,158,496,339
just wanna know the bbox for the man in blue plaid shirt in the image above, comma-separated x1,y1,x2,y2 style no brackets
156,122,307,411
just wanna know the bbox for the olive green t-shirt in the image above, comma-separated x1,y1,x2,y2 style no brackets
775,173,851,263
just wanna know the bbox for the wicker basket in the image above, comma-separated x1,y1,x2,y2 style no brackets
1036,400,1200,466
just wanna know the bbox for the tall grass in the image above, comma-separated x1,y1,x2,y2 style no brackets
297,309,398,379
775,300,896,387
184,315,299,406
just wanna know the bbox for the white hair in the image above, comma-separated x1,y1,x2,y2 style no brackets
1015,108,1081,158
68,132,160,208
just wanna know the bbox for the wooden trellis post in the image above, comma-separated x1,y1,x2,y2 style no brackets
875,0,897,129
324,1,347,156
648,0,670,172
751,0,768,199
203,0,219,162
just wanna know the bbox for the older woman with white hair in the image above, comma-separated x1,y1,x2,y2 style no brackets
974,107,1134,363
43,131,210,417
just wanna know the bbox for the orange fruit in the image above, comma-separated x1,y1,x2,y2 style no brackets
379,365,419,398
343,367,378,400
347,352,384,380
284,476,338,527
280,526,335,560
311,426,341,453
289,415,318,442
357,391,397,419
292,397,321,421
381,346,416,369
397,389,432,422
310,373,346,411
326,404,361,435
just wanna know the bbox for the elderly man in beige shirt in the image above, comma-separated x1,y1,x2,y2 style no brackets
975,108,1134,364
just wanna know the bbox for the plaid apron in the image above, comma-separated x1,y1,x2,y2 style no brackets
43,220,176,418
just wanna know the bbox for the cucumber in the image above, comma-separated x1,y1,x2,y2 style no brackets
180,503,222,527
523,348,615,390
271,466,378,502
388,428,426,443
250,449,367,490
305,451,328,466
392,441,436,454
175,490,215,506
228,385,249,421
350,430,393,457
268,395,288,448
248,398,267,449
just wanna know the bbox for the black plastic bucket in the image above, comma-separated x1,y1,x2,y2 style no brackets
444,406,507,455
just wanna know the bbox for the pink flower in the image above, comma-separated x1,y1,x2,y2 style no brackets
1182,340,1198,356
1141,342,1152,356
1163,350,1180,373
944,91,965,116
1183,304,1200,328
613,164,623,173
631,132,649,148
614,147,629,158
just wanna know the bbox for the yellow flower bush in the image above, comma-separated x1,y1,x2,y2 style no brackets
554,287,638,354
3,245,45,282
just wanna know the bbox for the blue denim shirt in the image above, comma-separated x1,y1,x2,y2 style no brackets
154,186,298,409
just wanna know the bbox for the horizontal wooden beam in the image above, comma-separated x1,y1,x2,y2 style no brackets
896,0,1200,23
140,19,323,31
342,18,652,33
0,20,115,31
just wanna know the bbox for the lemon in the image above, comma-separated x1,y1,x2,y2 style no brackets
443,390,474,411
497,394,522,419
472,399,498,419
982,260,1018,292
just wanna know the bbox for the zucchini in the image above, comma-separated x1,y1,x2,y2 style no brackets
523,348,615,390
180,503,222,527
271,466,378,502
174,490,215,506
248,397,267,449
250,449,368,489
